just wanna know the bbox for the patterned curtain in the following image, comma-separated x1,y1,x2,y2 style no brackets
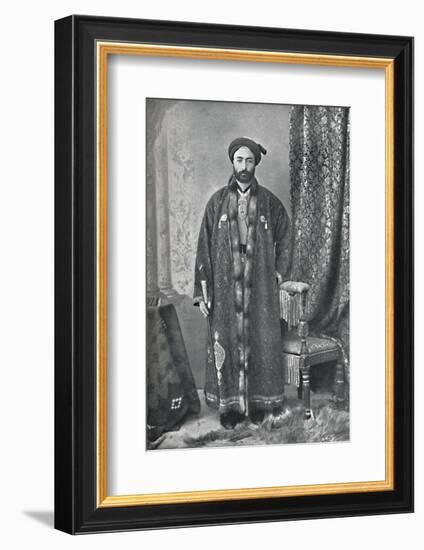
289,106,350,366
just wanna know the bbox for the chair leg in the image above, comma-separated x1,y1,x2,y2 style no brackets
297,377,303,400
301,366,311,419
335,361,345,404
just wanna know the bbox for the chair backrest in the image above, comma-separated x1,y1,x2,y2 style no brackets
279,281,309,328
279,281,310,354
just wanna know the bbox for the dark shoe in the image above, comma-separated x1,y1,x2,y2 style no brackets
220,411,244,430
249,408,265,425
271,406,292,429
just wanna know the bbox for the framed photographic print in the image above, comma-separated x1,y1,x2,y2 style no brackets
54,15,413,533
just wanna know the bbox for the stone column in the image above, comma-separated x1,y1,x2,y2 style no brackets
146,133,159,298
154,128,179,302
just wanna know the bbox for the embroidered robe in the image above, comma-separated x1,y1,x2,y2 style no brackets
193,177,291,414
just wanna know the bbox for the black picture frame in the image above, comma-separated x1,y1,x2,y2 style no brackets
54,14,414,534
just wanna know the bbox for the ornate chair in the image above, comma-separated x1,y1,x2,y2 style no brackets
279,281,346,419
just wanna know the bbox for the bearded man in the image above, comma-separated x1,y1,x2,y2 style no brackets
193,137,291,429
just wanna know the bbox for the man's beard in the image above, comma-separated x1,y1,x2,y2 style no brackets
234,168,255,183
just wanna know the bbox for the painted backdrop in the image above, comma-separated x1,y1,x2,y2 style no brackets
146,98,291,386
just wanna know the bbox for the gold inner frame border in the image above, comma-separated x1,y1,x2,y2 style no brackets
96,41,395,508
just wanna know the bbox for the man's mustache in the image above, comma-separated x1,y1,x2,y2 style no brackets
237,170,253,179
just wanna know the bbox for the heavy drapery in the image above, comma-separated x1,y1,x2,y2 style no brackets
289,106,350,368
147,303,200,443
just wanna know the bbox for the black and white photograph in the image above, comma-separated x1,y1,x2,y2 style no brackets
146,98,350,450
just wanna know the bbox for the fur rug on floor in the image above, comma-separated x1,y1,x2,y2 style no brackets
183,404,349,448
150,396,349,450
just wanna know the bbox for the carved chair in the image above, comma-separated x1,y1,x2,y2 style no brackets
279,281,346,419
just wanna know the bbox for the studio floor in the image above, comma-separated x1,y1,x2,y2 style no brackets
150,385,350,450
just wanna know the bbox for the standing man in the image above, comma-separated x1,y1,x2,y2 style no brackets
193,137,291,429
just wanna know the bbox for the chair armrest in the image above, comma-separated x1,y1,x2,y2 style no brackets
280,281,310,294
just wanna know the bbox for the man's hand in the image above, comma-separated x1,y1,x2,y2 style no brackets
276,271,283,285
199,300,210,318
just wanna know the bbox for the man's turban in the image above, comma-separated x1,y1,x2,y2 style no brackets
228,137,267,165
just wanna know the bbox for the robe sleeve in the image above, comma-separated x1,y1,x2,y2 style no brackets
274,203,292,281
193,196,215,307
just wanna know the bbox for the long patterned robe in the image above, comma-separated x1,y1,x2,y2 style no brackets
193,176,291,414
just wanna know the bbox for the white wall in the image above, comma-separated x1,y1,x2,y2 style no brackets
0,1,420,548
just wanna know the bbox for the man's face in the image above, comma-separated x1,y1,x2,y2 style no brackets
232,146,255,183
